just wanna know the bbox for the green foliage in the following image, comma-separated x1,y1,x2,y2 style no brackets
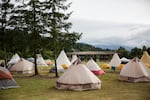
117,47,130,58
0,0,15,66
41,0,82,77
142,45,147,51
130,47,142,58
42,50,53,59
72,43,103,51
41,0,81,55
147,47,150,55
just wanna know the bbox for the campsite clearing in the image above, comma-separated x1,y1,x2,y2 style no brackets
0,71,150,100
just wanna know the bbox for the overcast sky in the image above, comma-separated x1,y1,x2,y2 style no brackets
68,0,150,49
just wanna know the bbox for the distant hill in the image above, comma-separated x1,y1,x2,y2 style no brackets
72,42,132,51
94,44,132,51
72,42,112,51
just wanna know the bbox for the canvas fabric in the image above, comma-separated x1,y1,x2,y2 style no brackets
0,67,19,89
56,82,100,91
9,58,34,74
70,55,78,64
36,54,48,66
56,63,101,91
119,57,150,82
86,58,105,75
109,53,121,67
8,53,20,65
51,50,71,72
0,79,19,89
141,51,150,65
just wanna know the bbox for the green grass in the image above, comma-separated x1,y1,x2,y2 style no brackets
0,65,150,100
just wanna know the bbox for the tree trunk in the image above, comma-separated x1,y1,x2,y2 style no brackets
34,50,38,75
54,54,58,77
4,47,7,68
33,0,38,75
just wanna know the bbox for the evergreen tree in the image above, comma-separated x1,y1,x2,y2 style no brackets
11,0,45,75
130,47,142,58
142,45,147,52
0,0,14,67
41,0,81,77
117,47,129,58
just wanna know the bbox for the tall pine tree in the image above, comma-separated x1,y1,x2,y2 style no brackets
11,0,44,75
0,0,14,67
41,0,81,77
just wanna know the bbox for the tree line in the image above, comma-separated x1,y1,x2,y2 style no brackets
73,43,150,59
117,46,150,59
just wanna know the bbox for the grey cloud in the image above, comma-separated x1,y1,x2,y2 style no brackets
70,18,150,48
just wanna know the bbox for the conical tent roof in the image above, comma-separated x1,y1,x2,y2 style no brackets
56,63,101,91
0,66,12,79
141,51,150,65
0,67,19,89
119,57,150,82
9,58,34,74
70,55,78,64
109,53,121,67
86,58,105,75
36,54,48,66
56,50,71,71
8,53,20,65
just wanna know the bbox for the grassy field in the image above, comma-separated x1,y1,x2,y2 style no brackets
0,63,150,100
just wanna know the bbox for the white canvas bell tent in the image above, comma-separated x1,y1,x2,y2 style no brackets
119,57,150,82
86,58,105,75
0,67,19,89
8,58,35,76
109,53,121,67
70,55,78,64
51,50,71,72
8,53,20,66
141,51,150,68
56,59,101,91
36,54,48,66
